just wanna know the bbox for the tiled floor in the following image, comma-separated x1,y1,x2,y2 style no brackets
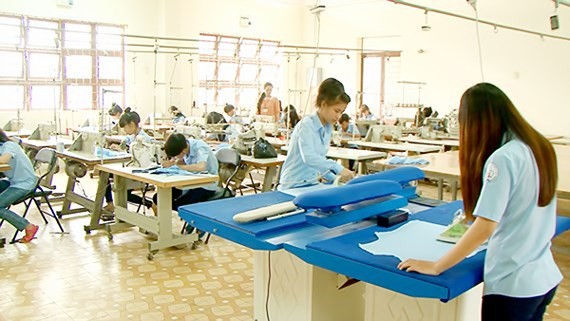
0,172,568,321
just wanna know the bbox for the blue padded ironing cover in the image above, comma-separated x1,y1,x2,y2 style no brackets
347,166,425,186
305,201,481,301
178,191,306,237
293,180,401,212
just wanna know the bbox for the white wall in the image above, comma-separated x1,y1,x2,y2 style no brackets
299,0,570,136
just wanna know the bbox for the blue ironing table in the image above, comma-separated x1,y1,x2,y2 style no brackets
178,191,569,321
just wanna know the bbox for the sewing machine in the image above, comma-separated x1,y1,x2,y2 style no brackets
232,129,261,155
28,123,56,141
129,139,165,168
252,115,278,136
444,109,459,137
175,125,202,139
364,125,403,142
178,167,569,321
3,119,24,131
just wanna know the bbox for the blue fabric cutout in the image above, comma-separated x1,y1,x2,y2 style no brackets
93,146,130,158
387,156,430,165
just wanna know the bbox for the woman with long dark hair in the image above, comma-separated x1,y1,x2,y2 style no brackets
398,83,561,321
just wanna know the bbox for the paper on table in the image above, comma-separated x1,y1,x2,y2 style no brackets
359,220,486,262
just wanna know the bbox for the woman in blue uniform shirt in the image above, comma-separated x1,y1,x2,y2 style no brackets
278,78,354,190
151,133,219,213
398,83,561,321
0,129,39,243
104,108,153,213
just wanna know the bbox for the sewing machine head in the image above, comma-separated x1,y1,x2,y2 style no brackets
232,129,258,155
69,131,105,153
3,119,24,131
29,123,56,140
364,125,402,142
443,109,459,137
175,125,203,139
253,115,275,124
252,122,278,136
130,138,165,168
331,131,342,146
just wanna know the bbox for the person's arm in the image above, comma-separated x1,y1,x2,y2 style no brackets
0,153,12,164
296,123,345,177
397,217,496,275
272,99,280,122
178,161,207,172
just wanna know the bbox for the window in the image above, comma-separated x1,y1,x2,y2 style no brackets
198,34,281,112
360,52,401,118
0,13,125,111
0,85,24,110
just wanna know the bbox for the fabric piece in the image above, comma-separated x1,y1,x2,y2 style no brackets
359,220,485,261
93,146,130,158
386,156,429,165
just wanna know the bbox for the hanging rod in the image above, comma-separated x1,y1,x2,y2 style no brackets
387,0,570,41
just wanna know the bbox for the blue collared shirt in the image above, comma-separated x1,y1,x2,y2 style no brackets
278,112,344,190
182,138,219,191
0,141,37,191
123,129,153,146
474,138,562,297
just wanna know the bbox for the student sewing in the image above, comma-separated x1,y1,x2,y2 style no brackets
278,78,355,190
169,105,186,124
104,108,153,213
398,83,561,321
223,104,242,124
256,82,280,122
151,133,218,213
359,104,376,120
336,113,361,140
0,129,39,243
108,102,123,126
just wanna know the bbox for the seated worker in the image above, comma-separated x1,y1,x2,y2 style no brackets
108,102,123,126
335,113,361,169
205,111,229,141
170,105,186,124
223,104,242,124
336,113,361,140
359,104,377,120
0,129,39,243
104,108,153,214
281,104,300,129
278,78,355,190
151,133,219,214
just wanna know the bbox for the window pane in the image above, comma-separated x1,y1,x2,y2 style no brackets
64,23,91,49
259,65,278,83
97,26,123,51
0,51,23,78
198,88,216,106
239,88,258,109
218,63,237,81
101,86,123,109
67,85,93,110
218,37,238,57
0,17,22,46
259,42,278,59
29,53,60,78
362,56,381,112
199,62,216,81
218,88,236,105
239,39,258,58
31,85,60,110
66,55,92,79
199,35,216,55
28,20,59,48
239,64,258,82
99,56,122,79
0,85,24,110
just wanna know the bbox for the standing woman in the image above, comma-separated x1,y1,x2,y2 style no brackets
278,78,354,190
257,82,280,122
0,129,39,243
398,83,561,321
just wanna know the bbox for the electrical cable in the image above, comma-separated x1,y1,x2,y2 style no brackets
265,251,272,321
473,5,485,81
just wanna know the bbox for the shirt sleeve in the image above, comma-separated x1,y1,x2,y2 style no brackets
123,135,134,146
473,153,513,222
2,142,20,157
271,99,280,122
191,141,211,164
296,124,344,177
